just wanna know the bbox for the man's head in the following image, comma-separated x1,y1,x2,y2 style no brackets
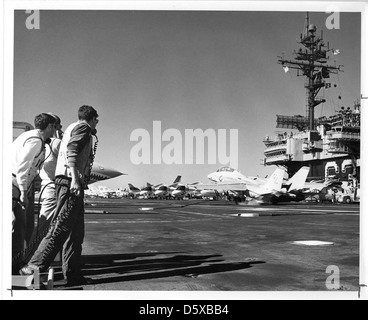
47,113,63,139
78,105,99,131
34,113,57,139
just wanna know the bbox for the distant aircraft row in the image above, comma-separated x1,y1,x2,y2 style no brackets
86,166,360,204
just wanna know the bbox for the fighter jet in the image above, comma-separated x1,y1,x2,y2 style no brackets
303,178,342,193
154,176,182,199
203,166,311,204
140,183,154,199
127,183,156,199
89,162,125,184
170,180,203,200
300,178,344,202
171,185,188,199
197,167,287,204
128,184,142,199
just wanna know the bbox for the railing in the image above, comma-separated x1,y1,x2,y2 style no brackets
327,131,360,141
264,154,290,163
264,144,288,154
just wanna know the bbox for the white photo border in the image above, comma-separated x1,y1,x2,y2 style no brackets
2,0,367,300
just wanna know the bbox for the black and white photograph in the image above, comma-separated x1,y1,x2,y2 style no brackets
1,0,367,301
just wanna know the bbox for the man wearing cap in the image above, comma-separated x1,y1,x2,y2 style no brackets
12,113,56,270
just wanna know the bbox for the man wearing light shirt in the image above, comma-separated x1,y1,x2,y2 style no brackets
12,113,56,268
38,114,63,228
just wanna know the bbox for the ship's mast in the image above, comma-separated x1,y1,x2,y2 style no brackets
278,13,342,131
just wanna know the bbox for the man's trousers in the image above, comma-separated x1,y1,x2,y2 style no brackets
28,176,85,281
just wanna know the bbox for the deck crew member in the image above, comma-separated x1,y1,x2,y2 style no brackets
37,113,63,230
12,113,56,268
21,105,99,287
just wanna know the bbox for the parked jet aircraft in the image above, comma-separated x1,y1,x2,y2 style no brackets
303,178,342,193
171,181,202,199
154,185,169,198
171,185,188,199
127,183,157,199
128,183,143,198
140,183,155,198
300,178,343,202
154,176,182,199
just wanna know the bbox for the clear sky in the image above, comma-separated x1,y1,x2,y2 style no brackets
12,8,361,189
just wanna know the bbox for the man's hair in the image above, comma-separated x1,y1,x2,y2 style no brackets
78,105,99,121
34,113,57,130
47,113,61,125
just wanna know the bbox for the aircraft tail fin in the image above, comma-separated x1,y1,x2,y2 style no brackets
128,184,139,191
288,166,310,191
261,168,285,194
173,176,182,184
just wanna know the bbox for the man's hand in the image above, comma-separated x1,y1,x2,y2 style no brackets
70,166,82,197
20,192,29,209
70,179,82,197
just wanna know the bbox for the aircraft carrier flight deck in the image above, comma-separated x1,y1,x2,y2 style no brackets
38,198,360,293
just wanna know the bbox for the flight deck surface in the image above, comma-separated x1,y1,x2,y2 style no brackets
14,199,360,295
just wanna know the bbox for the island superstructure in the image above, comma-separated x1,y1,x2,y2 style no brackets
263,13,360,184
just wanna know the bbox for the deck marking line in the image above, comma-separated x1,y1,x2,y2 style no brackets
292,240,334,246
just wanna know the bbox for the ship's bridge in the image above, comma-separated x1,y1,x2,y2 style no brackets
327,126,360,154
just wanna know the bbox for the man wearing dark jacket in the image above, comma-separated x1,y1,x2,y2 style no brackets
20,105,99,286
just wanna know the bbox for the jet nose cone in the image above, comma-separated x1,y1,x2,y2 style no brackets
93,162,125,179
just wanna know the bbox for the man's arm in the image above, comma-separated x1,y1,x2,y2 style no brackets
16,138,43,207
67,123,91,197
70,166,82,197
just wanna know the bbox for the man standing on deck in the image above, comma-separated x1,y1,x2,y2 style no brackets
12,113,56,269
37,113,63,230
20,105,99,286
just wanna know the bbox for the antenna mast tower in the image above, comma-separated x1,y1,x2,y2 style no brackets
278,13,342,131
